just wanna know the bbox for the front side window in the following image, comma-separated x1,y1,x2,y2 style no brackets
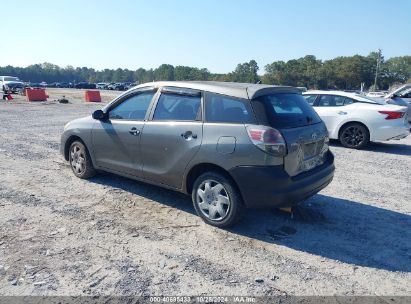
317,95,352,107
153,92,201,121
109,92,155,120
205,93,255,123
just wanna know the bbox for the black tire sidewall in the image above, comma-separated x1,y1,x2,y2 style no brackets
192,172,243,228
339,123,370,149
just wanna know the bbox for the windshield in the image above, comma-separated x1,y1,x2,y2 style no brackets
4,77,20,82
252,93,322,129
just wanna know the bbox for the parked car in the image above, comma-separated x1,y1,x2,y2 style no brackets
96,83,109,90
385,84,411,103
74,82,96,89
366,91,387,98
383,84,411,123
0,76,24,93
61,81,335,227
107,82,126,91
303,91,410,149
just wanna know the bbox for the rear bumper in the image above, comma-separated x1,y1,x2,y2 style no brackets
371,124,410,141
229,151,335,208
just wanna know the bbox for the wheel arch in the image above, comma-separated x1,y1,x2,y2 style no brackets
64,135,87,161
337,120,371,139
184,163,240,195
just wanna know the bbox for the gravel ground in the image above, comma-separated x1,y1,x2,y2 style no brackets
0,88,410,296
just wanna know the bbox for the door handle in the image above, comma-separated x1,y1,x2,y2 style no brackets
181,131,197,140
338,111,347,115
129,127,140,136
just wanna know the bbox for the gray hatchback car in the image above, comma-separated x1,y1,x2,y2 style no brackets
61,81,335,227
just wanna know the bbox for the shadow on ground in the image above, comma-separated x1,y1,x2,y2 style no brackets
330,139,411,156
90,173,411,273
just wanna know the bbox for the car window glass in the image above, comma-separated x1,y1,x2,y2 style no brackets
399,89,411,98
318,95,346,107
343,97,354,105
252,93,322,128
109,92,154,120
303,94,317,105
205,93,254,123
153,93,201,121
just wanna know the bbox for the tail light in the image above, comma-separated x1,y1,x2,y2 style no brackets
246,125,287,156
378,111,404,120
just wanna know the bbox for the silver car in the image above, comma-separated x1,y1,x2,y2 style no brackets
61,81,335,227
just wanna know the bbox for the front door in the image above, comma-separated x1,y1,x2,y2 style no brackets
314,95,355,135
92,90,156,176
140,87,203,189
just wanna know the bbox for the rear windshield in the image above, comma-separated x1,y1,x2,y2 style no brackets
252,93,322,129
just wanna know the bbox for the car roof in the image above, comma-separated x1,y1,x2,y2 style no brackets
133,81,299,99
303,90,382,103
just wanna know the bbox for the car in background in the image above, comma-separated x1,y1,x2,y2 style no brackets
61,81,335,227
123,82,136,90
0,76,24,93
366,91,387,98
382,84,411,122
96,83,109,90
303,91,410,149
74,82,96,89
107,83,126,91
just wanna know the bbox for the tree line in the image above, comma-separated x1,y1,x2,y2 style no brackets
1,52,410,90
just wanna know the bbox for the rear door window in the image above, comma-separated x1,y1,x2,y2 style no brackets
205,92,255,123
252,93,322,129
317,95,353,107
153,89,201,121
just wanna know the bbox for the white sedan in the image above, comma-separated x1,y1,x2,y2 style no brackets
302,91,410,149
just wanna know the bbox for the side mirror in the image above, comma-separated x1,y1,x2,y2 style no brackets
92,109,107,120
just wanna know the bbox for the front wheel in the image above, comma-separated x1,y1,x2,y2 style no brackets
339,123,370,149
69,141,96,179
192,172,243,228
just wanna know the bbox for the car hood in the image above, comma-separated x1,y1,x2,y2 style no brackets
64,115,94,131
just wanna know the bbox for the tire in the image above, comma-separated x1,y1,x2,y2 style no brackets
339,123,370,149
192,171,243,228
68,141,96,179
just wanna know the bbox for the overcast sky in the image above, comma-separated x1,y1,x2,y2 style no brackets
1,0,410,73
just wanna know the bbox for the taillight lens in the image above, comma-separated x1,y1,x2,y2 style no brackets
246,125,287,156
378,111,404,120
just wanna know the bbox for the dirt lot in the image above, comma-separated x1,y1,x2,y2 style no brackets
0,88,410,296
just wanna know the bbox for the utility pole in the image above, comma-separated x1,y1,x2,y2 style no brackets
373,49,382,92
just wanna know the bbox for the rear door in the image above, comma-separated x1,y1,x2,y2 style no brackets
140,87,203,189
92,89,156,176
313,95,355,134
252,93,329,176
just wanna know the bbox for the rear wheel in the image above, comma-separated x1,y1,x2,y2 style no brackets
192,172,243,228
69,141,96,179
339,123,369,149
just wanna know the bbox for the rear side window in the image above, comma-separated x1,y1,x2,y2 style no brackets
303,94,317,105
153,92,201,121
252,93,322,129
317,95,354,107
109,92,154,120
205,93,255,123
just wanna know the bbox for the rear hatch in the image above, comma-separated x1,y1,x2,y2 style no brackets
252,92,329,176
